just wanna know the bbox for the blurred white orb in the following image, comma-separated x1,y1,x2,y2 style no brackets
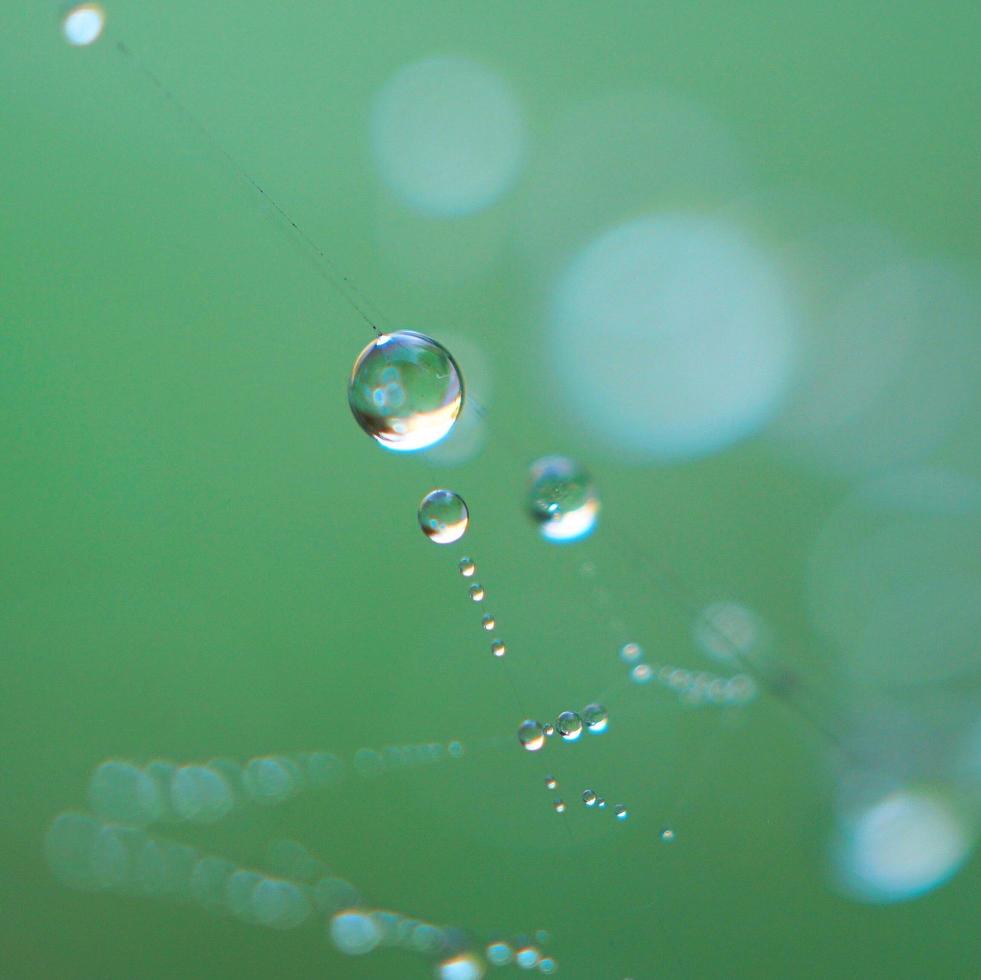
833,788,973,903
62,4,105,47
371,55,525,217
550,213,797,461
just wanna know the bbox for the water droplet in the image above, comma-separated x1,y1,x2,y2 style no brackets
614,804,629,821
539,956,558,974
582,703,609,733
555,711,583,742
62,3,106,47
487,941,514,965
481,613,496,631
597,798,607,809
330,910,382,955
491,639,507,658
438,952,484,980
527,455,600,542
630,663,653,684
447,740,465,758
545,775,557,790
620,642,643,664
553,800,567,814
518,720,545,752
660,827,675,842
348,331,463,452
418,489,470,544
170,765,234,824
516,945,541,968
87,760,162,827
542,723,555,737
582,789,597,807
468,583,485,601
458,556,476,577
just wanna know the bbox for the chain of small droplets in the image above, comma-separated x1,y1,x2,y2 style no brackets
517,702,609,754
621,642,758,706
458,557,507,658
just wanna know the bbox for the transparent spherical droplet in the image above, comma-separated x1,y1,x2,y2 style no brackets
614,804,629,821
518,720,545,752
527,455,600,543
418,489,469,544
242,756,299,806
630,663,653,684
171,765,234,824
468,583,485,601
62,3,105,46
545,775,557,790
253,877,313,929
189,856,236,913
694,600,761,662
582,703,608,733
553,800,567,814
516,946,540,969
87,760,162,827
620,642,643,664
225,869,263,922
491,639,506,658
582,789,597,807
539,957,558,975
555,711,583,742
487,940,514,965
412,922,444,953
438,952,485,980
458,557,476,577
330,909,382,955
481,613,496,631
660,827,676,843
348,331,463,452
726,673,758,703
447,740,465,758
669,669,692,691
542,723,555,737
597,797,607,809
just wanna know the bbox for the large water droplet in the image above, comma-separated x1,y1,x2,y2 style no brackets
582,703,609,733
527,455,600,542
348,331,463,452
518,720,545,752
555,711,583,742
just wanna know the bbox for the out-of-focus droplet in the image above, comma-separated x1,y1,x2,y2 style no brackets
62,3,105,46
553,800,567,814
545,775,557,790
527,455,600,542
660,827,675,842
348,331,463,452
418,489,470,544
620,642,643,664
518,720,545,752
630,663,653,684
330,909,382,955
582,703,608,733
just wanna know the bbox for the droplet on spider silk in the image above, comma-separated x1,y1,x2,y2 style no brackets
660,827,676,842
468,583,485,602
614,804,629,821
582,703,608,733
545,775,557,790
458,557,476,577
518,720,546,752
555,711,583,742
620,642,643,664
62,3,105,46
630,663,653,685
527,455,600,542
481,613,496,631
491,639,506,658
582,789,598,807
542,723,555,737
348,331,463,452
418,489,470,544
553,800,567,814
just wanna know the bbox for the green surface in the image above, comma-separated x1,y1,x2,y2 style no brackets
2,2,979,978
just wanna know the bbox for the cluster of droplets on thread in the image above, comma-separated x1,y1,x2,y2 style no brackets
517,703,608,753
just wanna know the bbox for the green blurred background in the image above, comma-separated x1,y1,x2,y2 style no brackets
2,2,979,977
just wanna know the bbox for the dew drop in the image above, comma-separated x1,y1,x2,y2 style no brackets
597,798,607,809
582,789,597,807
555,711,583,742
518,720,545,752
614,804,629,821
527,455,600,542
487,940,514,966
660,827,675,843
582,703,609,733
62,3,106,46
481,613,496,631
539,957,558,974
348,330,463,452
468,583,485,602
491,639,506,658
516,946,541,968
545,775,557,790
458,556,476,577
542,723,555,737
553,800,567,814
620,642,643,664
418,489,469,544
630,663,653,685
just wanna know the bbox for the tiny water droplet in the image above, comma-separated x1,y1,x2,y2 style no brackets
660,827,675,843
553,800,566,814
614,804,628,821
582,703,608,733
620,642,643,664
418,489,469,544
545,775,557,790
491,639,506,658
582,789,597,807
630,663,653,685
481,613,496,631
542,723,555,737
468,583,485,602
458,557,476,577
555,711,583,742
517,721,545,752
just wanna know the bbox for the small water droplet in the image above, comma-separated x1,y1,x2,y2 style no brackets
418,489,469,544
553,800,566,814
620,642,643,664
468,583,485,602
659,827,675,843
527,456,600,542
491,639,506,658
555,711,583,742
545,775,557,790
597,797,607,809
542,723,555,737
481,613,496,631
630,663,653,685
458,557,476,577
517,721,545,752
582,703,608,733
582,789,597,807
614,804,628,821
